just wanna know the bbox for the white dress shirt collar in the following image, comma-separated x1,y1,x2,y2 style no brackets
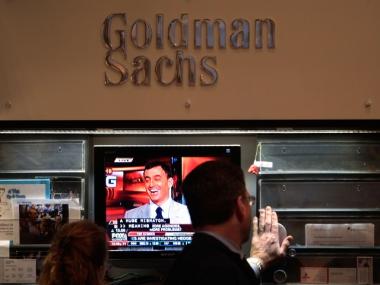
149,198,172,219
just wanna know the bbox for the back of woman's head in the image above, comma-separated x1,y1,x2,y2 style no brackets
39,220,107,285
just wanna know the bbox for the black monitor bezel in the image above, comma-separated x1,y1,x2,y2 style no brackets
93,145,241,258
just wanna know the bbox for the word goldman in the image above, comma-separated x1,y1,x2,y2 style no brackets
103,13,275,87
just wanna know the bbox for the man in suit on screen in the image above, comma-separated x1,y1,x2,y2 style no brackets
124,160,191,224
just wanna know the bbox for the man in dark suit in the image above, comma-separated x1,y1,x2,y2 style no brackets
164,160,293,285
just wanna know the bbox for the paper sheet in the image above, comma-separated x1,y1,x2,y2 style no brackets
0,240,10,258
0,258,36,283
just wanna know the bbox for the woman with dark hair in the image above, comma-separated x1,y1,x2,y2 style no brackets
39,220,108,285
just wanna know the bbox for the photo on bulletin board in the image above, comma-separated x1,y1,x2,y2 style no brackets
18,202,69,244
45,176,82,204
0,179,51,242
0,179,50,219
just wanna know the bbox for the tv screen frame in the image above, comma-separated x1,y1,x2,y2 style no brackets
93,145,241,258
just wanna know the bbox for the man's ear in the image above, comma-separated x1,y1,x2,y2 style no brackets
235,195,247,221
168,177,174,188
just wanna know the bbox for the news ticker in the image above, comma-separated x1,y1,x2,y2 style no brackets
108,218,194,247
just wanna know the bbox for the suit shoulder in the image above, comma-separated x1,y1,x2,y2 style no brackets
172,201,188,210
125,204,148,218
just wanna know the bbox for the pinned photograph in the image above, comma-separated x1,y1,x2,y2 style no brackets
19,203,68,244
0,179,50,220
49,177,82,206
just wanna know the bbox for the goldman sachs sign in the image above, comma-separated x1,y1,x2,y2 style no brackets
103,13,275,87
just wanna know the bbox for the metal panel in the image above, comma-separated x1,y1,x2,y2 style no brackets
262,255,380,284
259,180,380,210
0,141,85,173
277,215,380,246
259,141,380,174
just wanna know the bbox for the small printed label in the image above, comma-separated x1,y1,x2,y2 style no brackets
305,223,374,246
357,256,373,284
300,267,328,284
114,157,134,163
254,161,273,168
328,268,356,284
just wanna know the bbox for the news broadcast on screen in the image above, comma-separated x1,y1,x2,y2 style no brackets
94,145,241,254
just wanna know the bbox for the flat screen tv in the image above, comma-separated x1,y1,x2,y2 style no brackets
94,145,241,258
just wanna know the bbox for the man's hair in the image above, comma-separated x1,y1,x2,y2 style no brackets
182,160,246,228
144,160,173,177
39,220,107,285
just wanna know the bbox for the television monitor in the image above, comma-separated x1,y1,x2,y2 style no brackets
94,145,241,258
